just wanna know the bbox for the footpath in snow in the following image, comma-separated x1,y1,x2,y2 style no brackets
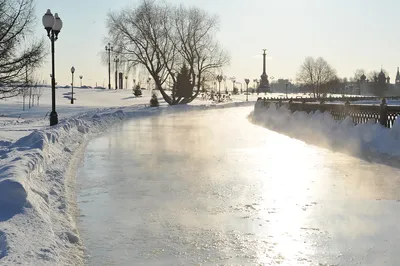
250,100,400,162
0,87,256,265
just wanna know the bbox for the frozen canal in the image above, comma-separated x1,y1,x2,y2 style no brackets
76,106,400,265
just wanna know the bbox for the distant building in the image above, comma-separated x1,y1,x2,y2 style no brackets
359,67,399,96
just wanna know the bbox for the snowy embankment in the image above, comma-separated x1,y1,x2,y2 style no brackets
0,96,255,265
250,101,400,160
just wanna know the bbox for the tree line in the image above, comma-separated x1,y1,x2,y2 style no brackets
296,56,393,98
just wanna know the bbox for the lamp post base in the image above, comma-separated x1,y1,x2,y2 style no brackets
71,99,74,104
50,111,58,126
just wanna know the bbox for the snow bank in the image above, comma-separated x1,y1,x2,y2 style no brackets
0,100,254,265
250,104,400,159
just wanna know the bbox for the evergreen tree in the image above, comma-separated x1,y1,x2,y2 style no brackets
150,93,159,107
176,65,193,98
134,85,142,96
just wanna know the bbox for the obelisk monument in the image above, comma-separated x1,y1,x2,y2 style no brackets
257,49,270,93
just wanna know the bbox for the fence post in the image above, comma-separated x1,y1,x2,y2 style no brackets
379,98,388,127
277,99,283,109
344,100,351,119
319,99,325,113
288,99,293,113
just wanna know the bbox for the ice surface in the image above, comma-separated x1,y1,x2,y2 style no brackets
77,106,400,265
0,87,256,265
0,86,394,264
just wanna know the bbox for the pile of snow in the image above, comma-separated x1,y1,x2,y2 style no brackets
329,99,400,105
0,98,255,265
251,103,400,159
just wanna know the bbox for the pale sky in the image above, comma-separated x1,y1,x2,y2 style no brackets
34,0,400,87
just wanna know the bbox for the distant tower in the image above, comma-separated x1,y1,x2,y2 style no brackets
360,73,366,83
396,67,400,85
257,49,270,93
378,68,386,86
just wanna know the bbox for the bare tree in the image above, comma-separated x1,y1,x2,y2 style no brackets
169,5,229,103
0,0,46,99
353,69,365,82
36,85,43,105
19,86,29,111
296,57,337,98
106,0,229,105
367,70,379,82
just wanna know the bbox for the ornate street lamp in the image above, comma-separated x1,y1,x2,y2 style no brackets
79,75,83,87
71,66,75,104
217,75,223,102
245,79,250,102
105,43,113,89
42,9,63,126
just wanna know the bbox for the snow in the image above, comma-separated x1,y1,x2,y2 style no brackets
251,102,400,160
0,87,256,265
1,86,396,265
328,99,400,105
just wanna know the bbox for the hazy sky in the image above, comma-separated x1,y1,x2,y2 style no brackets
34,0,400,87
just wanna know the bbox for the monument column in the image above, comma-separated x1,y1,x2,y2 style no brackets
263,49,266,75
258,48,270,93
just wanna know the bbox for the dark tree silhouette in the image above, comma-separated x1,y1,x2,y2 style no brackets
296,57,337,98
0,0,46,99
175,65,193,98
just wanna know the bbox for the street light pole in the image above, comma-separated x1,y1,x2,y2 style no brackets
79,75,83,87
114,57,119,90
285,82,288,98
42,9,63,126
105,43,113,89
125,76,128,90
71,66,75,104
245,79,250,102
217,75,223,102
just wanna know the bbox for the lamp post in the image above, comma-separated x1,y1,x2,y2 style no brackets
223,76,227,94
147,77,152,94
245,79,250,102
71,66,75,104
285,82,288,98
217,75,223,102
105,43,113,89
125,76,128,90
114,57,119,90
79,75,83,87
42,9,63,126
270,76,274,94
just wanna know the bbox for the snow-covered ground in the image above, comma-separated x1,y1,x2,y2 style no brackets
0,87,270,142
0,87,258,265
251,102,400,159
1,87,396,265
